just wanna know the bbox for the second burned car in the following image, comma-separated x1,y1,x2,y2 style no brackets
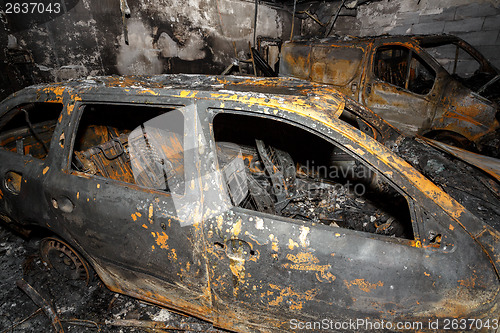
0,75,499,332
280,34,500,156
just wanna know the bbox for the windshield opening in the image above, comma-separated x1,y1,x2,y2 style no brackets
422,41,499,100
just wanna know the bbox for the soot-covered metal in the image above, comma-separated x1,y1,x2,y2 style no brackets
0,75,499,332
281,34,500,158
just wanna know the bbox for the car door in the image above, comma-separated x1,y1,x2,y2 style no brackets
199,108,499,332
0,95,63,227
41,97,214,320
362,42,439,136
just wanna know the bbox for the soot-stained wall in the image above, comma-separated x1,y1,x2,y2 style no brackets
301,0,500,69
0,0,292,97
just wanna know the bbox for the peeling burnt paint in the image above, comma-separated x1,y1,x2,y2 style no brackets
0,74,499,332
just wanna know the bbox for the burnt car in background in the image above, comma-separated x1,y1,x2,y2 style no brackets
0,75,499,332
280,34,500,156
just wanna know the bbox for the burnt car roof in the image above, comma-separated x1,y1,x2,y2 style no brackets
13,74,349,127
25,74,343,105
286,33,464,46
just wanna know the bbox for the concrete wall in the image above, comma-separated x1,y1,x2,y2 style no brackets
0,0,291,97
305,0,500,69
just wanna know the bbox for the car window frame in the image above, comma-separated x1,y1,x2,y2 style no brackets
372,42,438,97
0,101,63,160
63,99,191,198
207,106,423,246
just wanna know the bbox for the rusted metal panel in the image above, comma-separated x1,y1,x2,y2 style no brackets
280,34,500,157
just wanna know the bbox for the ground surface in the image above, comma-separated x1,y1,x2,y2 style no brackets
0,224,223,333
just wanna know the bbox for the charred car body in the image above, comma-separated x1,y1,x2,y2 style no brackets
280,34,500,156
0,75,499,332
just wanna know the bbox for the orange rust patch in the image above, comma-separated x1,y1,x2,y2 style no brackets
283,253,335,283
142,224,148,229
148,203,154,224
344,279,383,293
449,224,455,231
0,189,3,199
267,284,319,311
169,249,177,261
410,240,422,248
153,232,169,249
458,275,477,288
42,166,49,175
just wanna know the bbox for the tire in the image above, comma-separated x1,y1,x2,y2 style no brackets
39,237,92,285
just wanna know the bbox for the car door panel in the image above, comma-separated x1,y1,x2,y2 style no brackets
41,100,213,319
362,43,438,135
200,109,499,332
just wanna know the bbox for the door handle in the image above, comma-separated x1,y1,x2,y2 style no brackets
4,171,22,195
51,196,74,213
217,239,255,260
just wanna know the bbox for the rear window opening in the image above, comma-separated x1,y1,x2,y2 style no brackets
213,112,414,240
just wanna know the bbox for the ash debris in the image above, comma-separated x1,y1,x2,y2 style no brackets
0,225,222,333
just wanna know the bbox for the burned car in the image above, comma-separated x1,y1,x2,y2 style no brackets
0,75,499,332
280,34,500,156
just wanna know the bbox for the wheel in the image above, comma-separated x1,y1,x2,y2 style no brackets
39,237,92,285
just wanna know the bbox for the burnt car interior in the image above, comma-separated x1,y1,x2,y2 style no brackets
374,46,436,95
213,112,414,239
0,103,62,160
71,104,185,192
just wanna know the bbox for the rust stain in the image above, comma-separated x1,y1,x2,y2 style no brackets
288,238,299,250
0,189,3,199
168,249,177,261
269,234,279,252
232,218,242,236
344,279,384,293
229,258,245,284
152,231,169,250
458,275,477,288
283,253,336,283
59,132,65,148
137,89,159,96
216,215,224,230
148,203,154,224
42,166,49,175
267,284,319,311
299,226,310,248
142,224,148,229
177,90,198,98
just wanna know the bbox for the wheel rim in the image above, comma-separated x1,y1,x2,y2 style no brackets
40,237,90,285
